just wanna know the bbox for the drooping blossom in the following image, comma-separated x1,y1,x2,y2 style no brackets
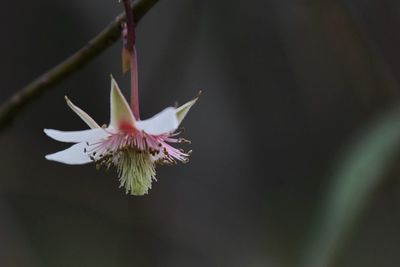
44,76,199,195
44,0,199,195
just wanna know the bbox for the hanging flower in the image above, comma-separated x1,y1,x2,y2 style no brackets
45,0,199,196
44,76,199,195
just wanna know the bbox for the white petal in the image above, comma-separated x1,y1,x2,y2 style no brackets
136,107,179,135
175,92,200,125
44,128,109,143
109,76,136,129
45,142,92,165
65,96,100,129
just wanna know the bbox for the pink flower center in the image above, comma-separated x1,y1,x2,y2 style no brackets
86,128,190,166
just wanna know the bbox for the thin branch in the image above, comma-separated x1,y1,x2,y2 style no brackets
0,0,159,131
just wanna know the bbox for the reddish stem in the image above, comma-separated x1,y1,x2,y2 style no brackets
122,0,136,52
122,0,140,119
130,47,140,119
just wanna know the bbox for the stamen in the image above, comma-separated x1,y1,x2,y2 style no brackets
178,138,191,144
117,148,156,195
82,126,193,194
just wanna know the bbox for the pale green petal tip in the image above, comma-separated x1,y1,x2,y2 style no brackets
109,75,136,129
64,96,100,129
176,90,201,125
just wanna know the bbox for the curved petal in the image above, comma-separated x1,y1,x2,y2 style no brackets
136,107,179,135
45,142,92,165
44,128,109,143
65,96,100,129
175,92,200,125
109,76,136,130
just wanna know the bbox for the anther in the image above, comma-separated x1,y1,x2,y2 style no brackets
178,138,191,144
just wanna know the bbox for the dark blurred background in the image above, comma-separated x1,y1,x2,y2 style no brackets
1,0,400,266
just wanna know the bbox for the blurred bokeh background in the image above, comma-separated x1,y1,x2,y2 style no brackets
1,0,400,266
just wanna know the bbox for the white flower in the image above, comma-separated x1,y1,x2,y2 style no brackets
44,76,198,195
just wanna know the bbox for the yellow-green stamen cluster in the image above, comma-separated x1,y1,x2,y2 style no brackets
116,148,156,195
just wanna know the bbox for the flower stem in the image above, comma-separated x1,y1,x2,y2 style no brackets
131,47,140,119
122,0,136,52
122,0,140,119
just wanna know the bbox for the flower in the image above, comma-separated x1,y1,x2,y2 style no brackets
44,76,199,195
